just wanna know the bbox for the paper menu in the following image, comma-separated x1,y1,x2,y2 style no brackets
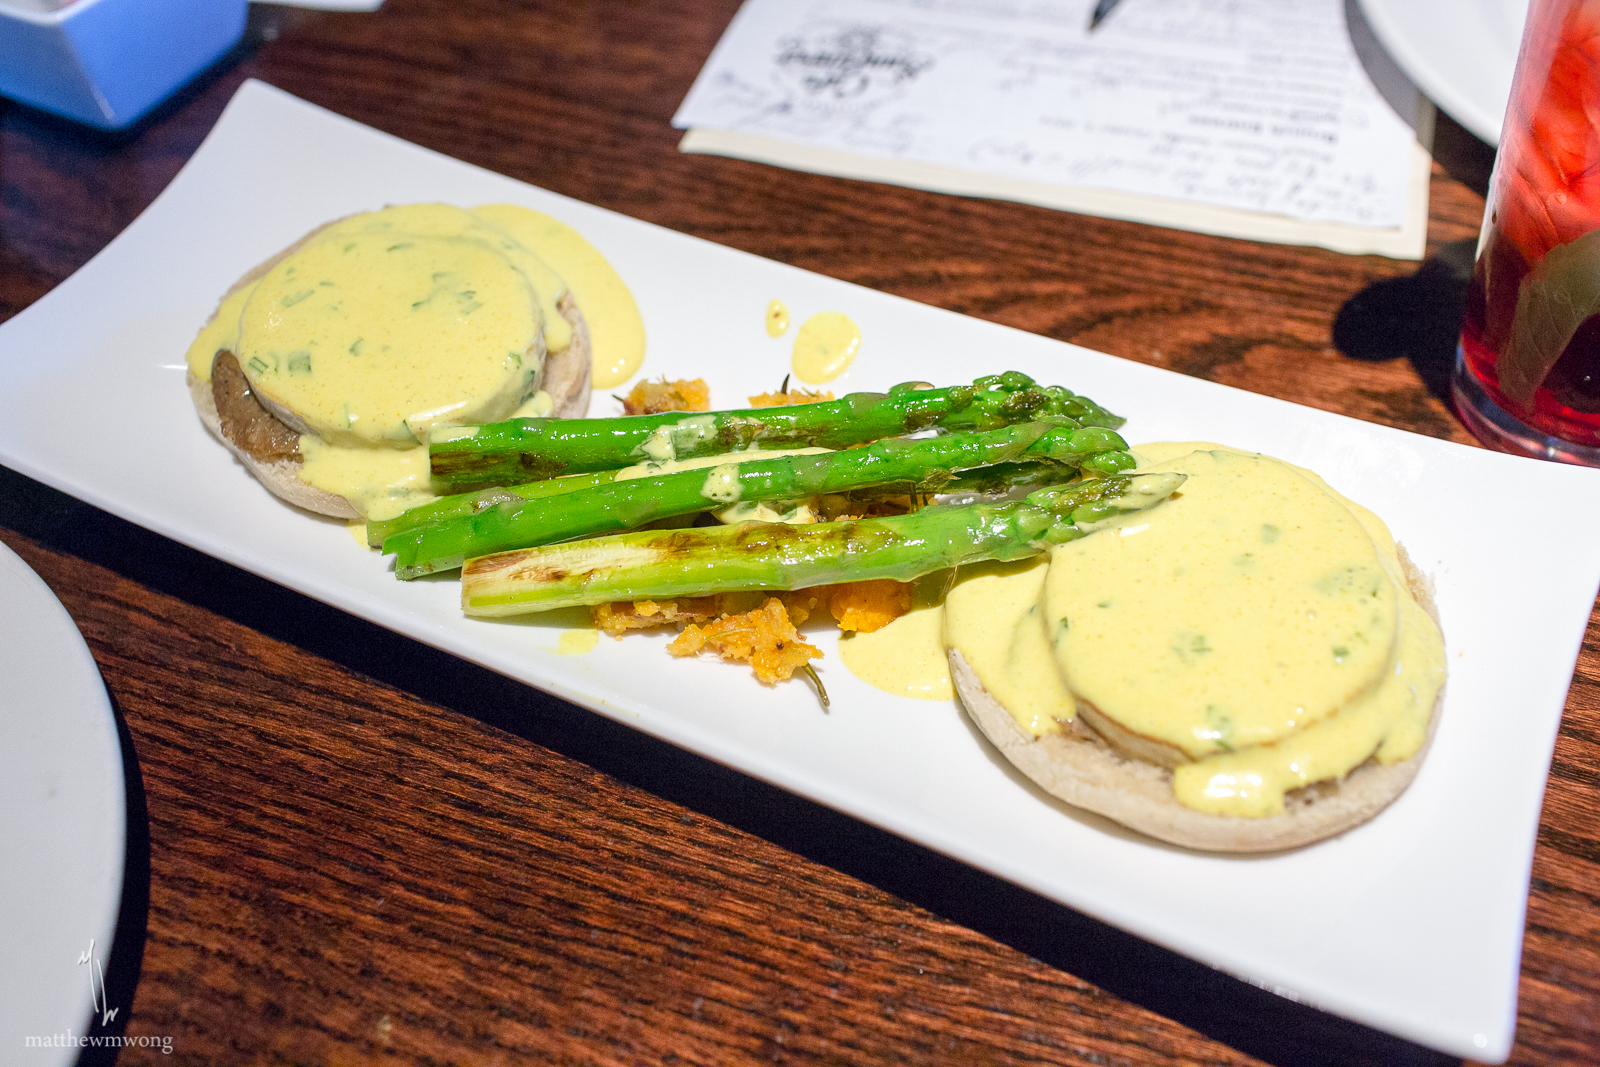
673,0,1432,258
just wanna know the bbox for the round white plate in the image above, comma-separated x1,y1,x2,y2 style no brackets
0,540,126,1065
1358,0,1528,144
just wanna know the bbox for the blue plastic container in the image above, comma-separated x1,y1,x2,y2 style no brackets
0,0,248,130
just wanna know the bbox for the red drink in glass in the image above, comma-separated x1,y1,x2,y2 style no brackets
1456,0,1600,463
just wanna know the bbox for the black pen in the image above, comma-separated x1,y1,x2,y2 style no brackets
1087,0,1122,31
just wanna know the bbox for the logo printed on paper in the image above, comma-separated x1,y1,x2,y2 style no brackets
775,24,933,100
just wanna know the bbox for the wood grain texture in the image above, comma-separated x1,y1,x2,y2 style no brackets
0,1,1593,1064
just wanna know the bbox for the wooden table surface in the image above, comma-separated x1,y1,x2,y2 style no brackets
2,3,1594,1065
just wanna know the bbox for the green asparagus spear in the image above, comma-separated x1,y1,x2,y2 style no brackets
428,372,1123,490
364,469,620,549
928,461,1086,500
459,471,1184,616
832,457,1122,510
388,423,1132,578
375,453,1087,555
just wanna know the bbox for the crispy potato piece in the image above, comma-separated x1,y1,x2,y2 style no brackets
667,598,822,684
775,589,825,625
603,579,910,640
592,597,721,636
822,580,913,633
748,387,834,408
603,581,905,694
621,377,711,415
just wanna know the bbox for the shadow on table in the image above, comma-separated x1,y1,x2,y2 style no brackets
1332,238,1475,401
1430,111,1497,202
1340,0,1492,406
0,468,1461,1067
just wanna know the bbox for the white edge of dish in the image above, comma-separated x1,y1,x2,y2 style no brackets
1356,0,1525,144
0,541,125,1065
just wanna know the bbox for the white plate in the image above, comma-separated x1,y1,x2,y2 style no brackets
1358,0,1527,144
1,80,1597,1061
0,541,126,1065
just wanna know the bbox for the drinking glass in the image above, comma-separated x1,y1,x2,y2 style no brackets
1455,0,1600,464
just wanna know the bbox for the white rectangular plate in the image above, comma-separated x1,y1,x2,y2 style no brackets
2,80,1595,1062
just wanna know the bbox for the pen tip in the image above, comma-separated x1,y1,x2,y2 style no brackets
1087,0,1118,32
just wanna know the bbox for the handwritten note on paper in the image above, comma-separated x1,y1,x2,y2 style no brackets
674,0,1424,235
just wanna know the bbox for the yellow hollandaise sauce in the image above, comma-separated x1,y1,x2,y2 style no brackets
1050,448,1401,759
941,558,1073,733
473,204,647,389
558,629,599,655
944,443,1444,819
188,283,253,382
765,299,790,337
183,203,646,521
297,436,435,520
838,592,954,701
343,202,572,358
791,311,860,384
241,215,542,445
832,575,953,700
